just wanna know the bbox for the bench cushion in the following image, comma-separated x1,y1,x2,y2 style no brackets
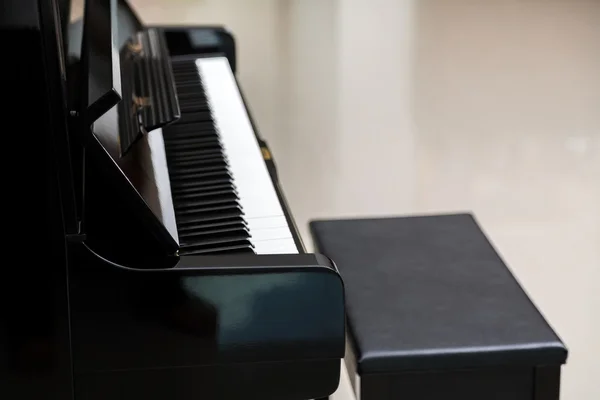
310,213,567,375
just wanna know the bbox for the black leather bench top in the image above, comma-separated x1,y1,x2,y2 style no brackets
310,214,567,375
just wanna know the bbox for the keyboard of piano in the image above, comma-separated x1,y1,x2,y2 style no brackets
163,56,299,256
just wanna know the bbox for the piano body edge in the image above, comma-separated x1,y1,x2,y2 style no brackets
70,246,345,400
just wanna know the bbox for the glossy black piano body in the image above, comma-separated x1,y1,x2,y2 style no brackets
1,1,345,399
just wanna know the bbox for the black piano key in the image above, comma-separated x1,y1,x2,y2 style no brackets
168,157,226,170
176,91,204,98
166,140,221,151
167,147,222,160
180,229,251,247
168,158,228,172
164,136,220,147
178,100,209,108
175,87,204,96
171,170,229,184
170,172,231,185
176,94,207,101
175,81,203,87
165,130,217,139
172,183,238,198
177,206,243,225
176,98,205,106
172,68,200,75
167,139,221,150
177,216,246,233
175,192,238,210
179,237,251,249
178,111,213,124
174,78,202,85
176,79,206,87
173,72,202,79
180,232,250,248
170,166,227,179
176,93,204,101
177,100,206,109
165,58,255,255
168,159,228,171
175,202,240,217
169,166,229,178
175,190,238,203
180,241,253,255
167,145,222,155
167,152,225,165
167,132,219,142
166,144,222,156
180,243,254,256
165,122,216,136
171,177,235,191
166,133,219,143
175,92,204,101
179,104,210,113
179,224,248,241
172,69,201,76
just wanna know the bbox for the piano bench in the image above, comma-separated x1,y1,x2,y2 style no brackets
309,214,568,400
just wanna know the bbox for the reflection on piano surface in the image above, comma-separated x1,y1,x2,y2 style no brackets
1,0,345,399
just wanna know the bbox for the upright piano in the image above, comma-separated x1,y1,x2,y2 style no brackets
0,0,345,399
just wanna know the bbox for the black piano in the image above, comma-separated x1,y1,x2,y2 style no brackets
1,0,345,399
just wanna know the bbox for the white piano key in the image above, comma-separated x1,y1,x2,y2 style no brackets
195,57,298,254
249,227,294,242
252,239,298,255
245,216,289,230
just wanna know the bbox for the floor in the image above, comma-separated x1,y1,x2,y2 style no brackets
72,0,599,399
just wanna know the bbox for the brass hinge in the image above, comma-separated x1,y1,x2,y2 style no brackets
261,146,272,160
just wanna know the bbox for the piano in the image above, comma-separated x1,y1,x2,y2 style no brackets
1,1,345,399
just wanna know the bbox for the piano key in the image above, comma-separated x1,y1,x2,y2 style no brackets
162,57,298,255
169,165,226,177
176,96,206,105
170,165,230,180
178,112,213,124
175,193,237,209
182,243,254,256
176,202,241,218
195,57,298,254
249,227,295,242
171,177,234,190
167,145,223,157
179,225,248,241
164,137,221,148
243,216,289,230
180,233,250,249
168,159,228,171
177,205,244,225
166,126,217,137
171,182,236,196
177,216,246,233
252,238,298,255
174,188,235,200
167,151,227,164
